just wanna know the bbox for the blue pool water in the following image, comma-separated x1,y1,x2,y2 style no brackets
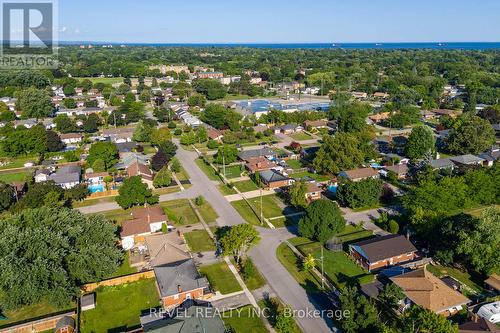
328,185,338,194
88,184,104,193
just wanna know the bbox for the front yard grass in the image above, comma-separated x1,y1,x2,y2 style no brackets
222,305,268,333
293,237,374,288
160,199,200,225
286,159,305,170
184,230,216,252
195,158,219,181
231,195,284,226
175,165,190,182
233,180,259,192
219,183,238,195
219,165,243,179
199,262,242,295
231,258,266,291
73,195,117,208
80,278,160,333
196,201,219,223
276,243,323,293
289,132,313,141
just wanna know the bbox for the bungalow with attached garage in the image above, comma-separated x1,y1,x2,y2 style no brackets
390,267,470,316
207,128,224,143
450,154,485,167
303,119,328,130
429,158,455,171
120,205,172,250
383,164,409,180
349,234,418,272
154,259,209,309
259,169,293,190
338,167,380,182
245,156,277,173
238,147,276,162
49,165,81,189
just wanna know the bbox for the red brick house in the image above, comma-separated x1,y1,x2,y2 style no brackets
259,169,293,190
245,157,276,173
349,234,418,271
154,259,209,309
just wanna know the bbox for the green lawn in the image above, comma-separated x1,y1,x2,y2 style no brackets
73,196,116,208
258,298,303,333
286,159,305,170
99,208,133,225
197,201,219,223
195,159,220,181
80,278,160,333
199,262,242,295
219,165,243,179
232,258,266,291
426,264,486,297
106,252,137,279
0,171,30,183
231,195,285,226
289,171,330,182
184,230,216,252
293,238,374,288
336,225,374,243
160,199,200,225
175,165,190,182
0,155,37,170
233,180,259,192
276,243,324,293
0,299,75,328
153,186,182,195
222,305,268,333
219,183,238,195
289,132,313,141
74,76,124,85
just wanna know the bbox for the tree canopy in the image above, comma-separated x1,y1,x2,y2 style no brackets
0,207,123,310
116,176,159,209
298,199,346,243
87,142,119,170
313,133,365,174
404,125,436,160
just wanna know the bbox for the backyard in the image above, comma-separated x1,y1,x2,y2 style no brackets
218,165,243,179
199,262,242,295
184,229,216,252
79,278,160,333
426,264,487,297
0,171,30,183
0,299,75,328
160,199,200,226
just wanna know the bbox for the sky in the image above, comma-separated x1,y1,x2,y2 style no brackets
58,0,500,43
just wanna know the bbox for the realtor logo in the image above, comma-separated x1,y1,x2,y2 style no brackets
0,0,58,68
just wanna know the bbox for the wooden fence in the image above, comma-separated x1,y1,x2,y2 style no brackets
0,311,76,333
80,270,155,293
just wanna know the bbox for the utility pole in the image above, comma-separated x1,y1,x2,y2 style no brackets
222,154,226,178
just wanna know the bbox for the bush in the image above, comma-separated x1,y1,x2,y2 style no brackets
195,195,205,206
336,178,384,209
174,128,182,136
388,220,400,234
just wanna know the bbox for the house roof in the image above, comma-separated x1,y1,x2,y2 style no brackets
115,141,138,153
385,164,409,175
238,147,276,161
351,234,417,263
450,155,485,165
207,128,223,139
429,158,454,169
153,259,209,298
259,169,289,184
390,268,470,314
339,167,379,181
60,133,83,140
49,166,81,184
303,120,328,128
458,317,499,333
477,302,500,321
120,205,167,237
245,157,276,173
80,293,95,308
127,162,153,178
145,233,190,267
306,182,322,193
485,274,500,292
141,300,225,333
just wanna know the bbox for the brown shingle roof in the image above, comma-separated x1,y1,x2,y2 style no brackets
385,164,409,175
485,274,500,292
340,167,379,181
120,205,167,237
127,162,153,179
391,268,470,314
245,157,276,173
351,234,417,262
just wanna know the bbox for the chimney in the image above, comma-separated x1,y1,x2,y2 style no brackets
177,285,182,293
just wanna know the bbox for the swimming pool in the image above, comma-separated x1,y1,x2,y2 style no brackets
327,185,338,194
88,184,105,193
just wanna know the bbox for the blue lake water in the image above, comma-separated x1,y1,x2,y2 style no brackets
66,42,500,50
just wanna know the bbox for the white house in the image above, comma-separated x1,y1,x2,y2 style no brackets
60,133,83,145
34,169,51,183
477,301,500,324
